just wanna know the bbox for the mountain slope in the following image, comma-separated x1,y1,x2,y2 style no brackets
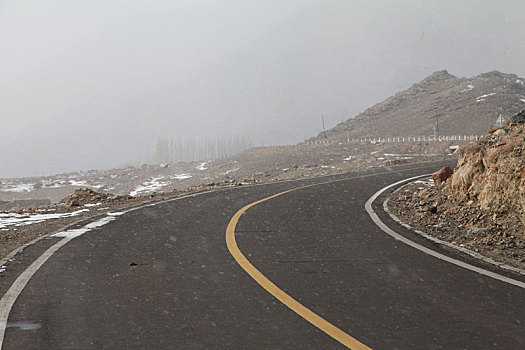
314,70,525,141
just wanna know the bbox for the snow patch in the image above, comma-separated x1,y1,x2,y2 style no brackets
51,212,123,239
83,202,102,207
196,162,208,171
0,209,89,230
476,93,496,102
521,99,525,104
0,183,34,193
460,84,474,93
40,180,65,189
170,174,192,180
343,156,352,161
69,180,88,187
384,153,438,157
130,177,169,196
413,178,434,187
517,79,524,86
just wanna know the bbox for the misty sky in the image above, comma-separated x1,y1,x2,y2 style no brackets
1,0,524,178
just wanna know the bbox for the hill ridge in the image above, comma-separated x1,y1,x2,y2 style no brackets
312,70,525,141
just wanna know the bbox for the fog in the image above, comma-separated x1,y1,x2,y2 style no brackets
1,0,524,178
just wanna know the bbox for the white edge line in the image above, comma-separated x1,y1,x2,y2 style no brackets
0,190,207,348
0,160,451,347
365,174,525,289
0,158,448,270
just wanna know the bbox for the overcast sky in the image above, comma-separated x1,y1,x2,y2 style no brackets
1,0,524,177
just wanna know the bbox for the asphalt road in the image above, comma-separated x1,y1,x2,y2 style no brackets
1,161,525,349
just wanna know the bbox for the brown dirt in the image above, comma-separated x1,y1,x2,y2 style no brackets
387,176,525,272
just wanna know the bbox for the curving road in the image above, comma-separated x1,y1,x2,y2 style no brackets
1,161,524,349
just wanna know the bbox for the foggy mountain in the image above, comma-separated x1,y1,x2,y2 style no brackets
313,70,525,141
1,1,524,178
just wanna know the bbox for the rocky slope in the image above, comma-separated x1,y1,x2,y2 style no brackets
388,110,525,271
450,110,525,224
313,70,525,140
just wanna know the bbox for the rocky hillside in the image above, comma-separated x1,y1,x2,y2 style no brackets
450,110,525,225
387,110,525,271
313,70,525,141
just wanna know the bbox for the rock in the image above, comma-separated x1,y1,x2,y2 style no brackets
467,227,484,235
507,109,525,125
24,206,37,213
69,199,80,207
59,187,113,206
432,166,453,186
488,126,505,134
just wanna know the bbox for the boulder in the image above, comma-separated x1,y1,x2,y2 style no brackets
432,166,454,186
507,109,525,125
68,199,80,207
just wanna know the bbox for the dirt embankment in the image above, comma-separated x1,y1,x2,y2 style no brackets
388,110,525,272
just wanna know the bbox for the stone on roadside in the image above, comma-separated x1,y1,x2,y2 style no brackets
432,166,453,186
69,199,80,207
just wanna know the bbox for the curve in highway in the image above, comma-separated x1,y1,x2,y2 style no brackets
1,161,524,349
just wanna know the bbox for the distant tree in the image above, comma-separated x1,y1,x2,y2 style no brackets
154,137,170,164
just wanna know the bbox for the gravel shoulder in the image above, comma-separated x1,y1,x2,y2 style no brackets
387,178,525,272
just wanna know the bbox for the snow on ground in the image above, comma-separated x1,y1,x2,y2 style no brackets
343,156,352,161
196,162,208,171
460,84,474,93
517,79,524,86
129,177,169,196
384,153,438,157
170,174,192,180
69,180,88,187
0,209,89,230
51,212,124,239
102,185,116,192
521,99,525,104
476,93,496,102
0,183,34,193
225,168,239,174
40,180,65,189
83,203,102,207
413,177,434,187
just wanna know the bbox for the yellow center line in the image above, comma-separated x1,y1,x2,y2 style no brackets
226,164,439,349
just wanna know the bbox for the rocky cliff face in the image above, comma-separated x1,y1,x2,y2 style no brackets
450,110,525,225
313,70,525,141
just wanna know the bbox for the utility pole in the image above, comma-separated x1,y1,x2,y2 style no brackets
430,115,440,138
322,115,327,138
